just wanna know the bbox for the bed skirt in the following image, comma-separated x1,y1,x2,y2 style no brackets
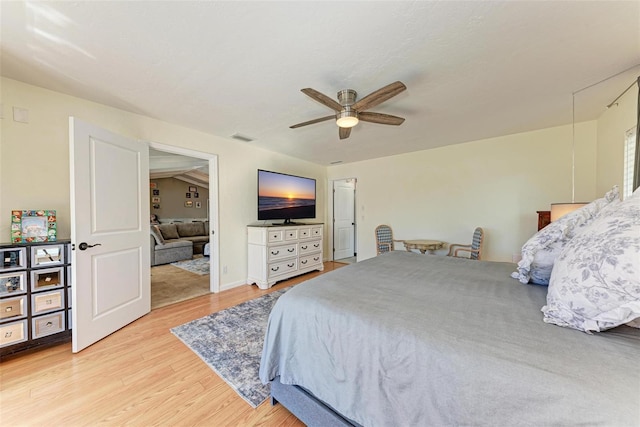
270,376,362,427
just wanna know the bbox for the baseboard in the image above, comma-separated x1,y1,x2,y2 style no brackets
219,279,246,292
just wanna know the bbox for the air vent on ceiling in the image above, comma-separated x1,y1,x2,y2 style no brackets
231,133,254,142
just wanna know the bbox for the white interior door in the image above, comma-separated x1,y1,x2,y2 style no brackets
69,117,150,353
333,179,356,260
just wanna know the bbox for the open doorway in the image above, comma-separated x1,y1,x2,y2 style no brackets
148,144,219,309
333,178,357,264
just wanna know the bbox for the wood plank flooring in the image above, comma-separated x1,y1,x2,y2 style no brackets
0,262,345,426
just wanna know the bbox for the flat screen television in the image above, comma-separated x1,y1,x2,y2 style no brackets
258,169,316,224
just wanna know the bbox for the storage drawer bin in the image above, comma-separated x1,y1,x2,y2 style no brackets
1,248,26,272
32,289,64,315
0,271,27,297
31,244,65,267
30,267,64,291
32,312,65,338
0,319,27,348
0,296,27,321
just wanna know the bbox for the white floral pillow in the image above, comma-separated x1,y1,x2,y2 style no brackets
541,188,640,332
511,186,620,285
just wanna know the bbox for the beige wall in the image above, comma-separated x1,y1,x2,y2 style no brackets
2,76,633,280
0,77,327,288
150,178,209,221
595,84,638,196
328,123,599,262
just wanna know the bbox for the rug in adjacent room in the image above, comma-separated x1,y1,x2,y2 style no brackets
170,287,291,408
170,256,210,275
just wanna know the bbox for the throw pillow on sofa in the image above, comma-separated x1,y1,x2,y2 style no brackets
157,224,180,240
150,225,165,245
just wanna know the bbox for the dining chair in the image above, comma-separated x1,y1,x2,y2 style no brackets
447,227,484,260
375,224,402,255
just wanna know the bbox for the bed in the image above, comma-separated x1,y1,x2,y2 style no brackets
259,252,640,426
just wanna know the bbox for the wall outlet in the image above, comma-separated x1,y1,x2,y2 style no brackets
223,265,228,274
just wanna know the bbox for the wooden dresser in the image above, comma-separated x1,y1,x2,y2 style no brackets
247,224,323,289
537,210,551,231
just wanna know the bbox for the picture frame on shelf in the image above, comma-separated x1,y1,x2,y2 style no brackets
150,182,157,189
185,201,193,208
152,197,160,203
195,201,202,208
152,189,160,196
194,192,199,198
11,210,57,243
189,186,197,192
186,193,191,198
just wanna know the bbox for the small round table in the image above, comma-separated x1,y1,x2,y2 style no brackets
402,239,446,254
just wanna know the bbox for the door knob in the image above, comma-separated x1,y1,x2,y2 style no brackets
78,242,102,251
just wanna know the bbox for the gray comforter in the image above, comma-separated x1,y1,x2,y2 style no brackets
259,251,640,427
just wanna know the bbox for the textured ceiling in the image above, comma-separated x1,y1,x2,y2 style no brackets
2,1,639,165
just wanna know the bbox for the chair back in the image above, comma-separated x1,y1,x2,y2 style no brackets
470,227,484,260
375,225,394,255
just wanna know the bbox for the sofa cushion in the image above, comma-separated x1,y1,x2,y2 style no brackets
150,225,165,245
158,224,180,240
156,239,193,249
177,222,205,237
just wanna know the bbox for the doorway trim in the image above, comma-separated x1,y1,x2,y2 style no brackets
149,142,220,293
329,177,358,262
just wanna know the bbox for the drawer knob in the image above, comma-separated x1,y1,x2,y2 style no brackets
287,248,294,252
271,250,279,255
287,263,294,268
301,245,307,250
271,266,279,272
301,260,307,264
46,322,53,328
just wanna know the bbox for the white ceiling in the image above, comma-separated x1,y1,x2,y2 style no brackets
2,1,639,165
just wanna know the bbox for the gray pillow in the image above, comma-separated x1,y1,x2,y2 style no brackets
158,224,180,240
150,225,165,245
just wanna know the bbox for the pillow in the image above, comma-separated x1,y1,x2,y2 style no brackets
150,225,165,245
541,188,640,332
157,223,180,240
511,186,620,285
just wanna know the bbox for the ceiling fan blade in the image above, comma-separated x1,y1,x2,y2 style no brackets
352,81,406,112
358,112,405,126
301,88,342,111
290,115,335,129
339,127,351,140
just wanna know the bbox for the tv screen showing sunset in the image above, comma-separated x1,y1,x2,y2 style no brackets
258,170,316,220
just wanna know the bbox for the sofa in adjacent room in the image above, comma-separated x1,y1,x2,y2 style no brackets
150,221,210,266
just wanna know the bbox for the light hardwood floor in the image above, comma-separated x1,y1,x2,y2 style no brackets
0,262,345,426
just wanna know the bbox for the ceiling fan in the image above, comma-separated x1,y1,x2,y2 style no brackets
290,81,407,140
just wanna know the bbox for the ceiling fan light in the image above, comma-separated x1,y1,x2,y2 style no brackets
336,109,359,128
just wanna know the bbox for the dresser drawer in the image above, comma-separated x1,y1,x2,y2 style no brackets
299,254,322,269
0,319,27,348
268,230,284,243
32,289,64,315
299,240,322,255
284,229,298,240
311,226,322,238
298,227,311,239
31,266,64,291
32,312,65,338
267,243,298,261
268,259,297,279
0,271,27,297
0,296,27,321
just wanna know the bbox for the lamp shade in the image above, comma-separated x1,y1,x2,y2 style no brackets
550,202,588,221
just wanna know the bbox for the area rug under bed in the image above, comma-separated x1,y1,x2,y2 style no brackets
170,287,291,407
